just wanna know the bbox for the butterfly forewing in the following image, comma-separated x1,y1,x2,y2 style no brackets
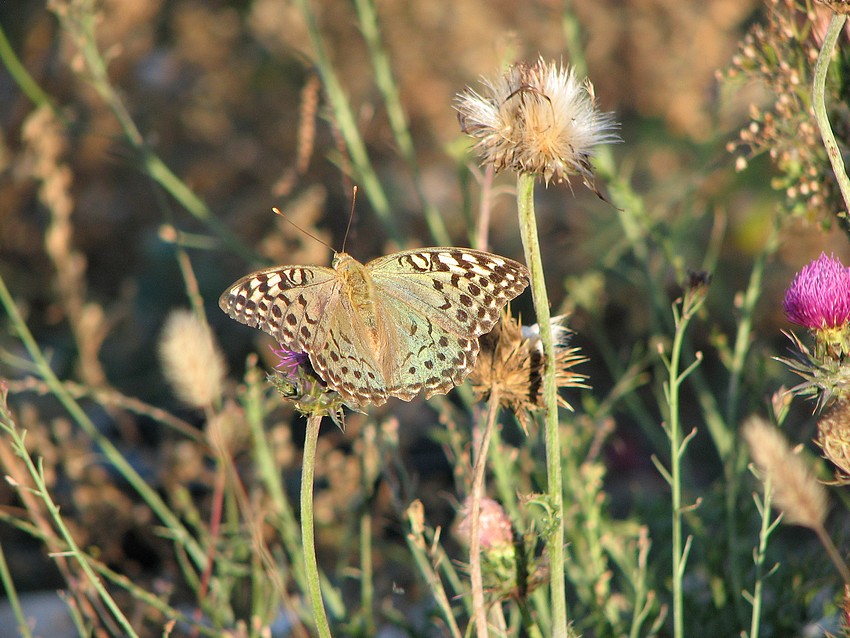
218,265,340,352
368,248,529,337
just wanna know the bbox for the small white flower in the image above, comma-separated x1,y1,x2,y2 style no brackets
456,58,619,186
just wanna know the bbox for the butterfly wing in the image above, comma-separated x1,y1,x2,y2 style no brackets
368,248,529,337
220,263,391,406
378,296,482,400
308,291,391,406
367,248,529,399
218,265,341,354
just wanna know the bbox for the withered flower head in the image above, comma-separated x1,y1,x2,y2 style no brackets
454,497,546,603
817,396,850,483
455,57,619,186
469,310,587,433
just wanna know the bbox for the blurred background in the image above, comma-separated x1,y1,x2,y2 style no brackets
2,0,849,635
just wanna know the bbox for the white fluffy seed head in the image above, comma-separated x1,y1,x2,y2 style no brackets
159,309,226,409
456,58,620,185
742,416,828,530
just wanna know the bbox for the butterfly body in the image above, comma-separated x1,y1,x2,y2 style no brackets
220,248,529,407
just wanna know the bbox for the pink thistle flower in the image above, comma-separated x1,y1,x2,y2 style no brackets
269,345,348,429
783,253,850,330
271,345,310,378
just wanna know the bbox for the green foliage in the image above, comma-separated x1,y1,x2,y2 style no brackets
1,1,849,637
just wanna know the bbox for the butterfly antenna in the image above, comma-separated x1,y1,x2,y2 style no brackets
271,207,335,253
342,186,357,254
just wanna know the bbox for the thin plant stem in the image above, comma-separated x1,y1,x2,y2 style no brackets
0,538,34,638
301,413,333,638
469,390,501,638
812,13,850,217
360,510,375,636
242,364,310,597
352,0,450,245
359,421,378,636
0,273,208,570
404,502,464,638
722,218,780,622
45,2,255,261
0,405,140,638
0,23,55,109
292,0,400,243
747,485,780,638
813,524,850,586
476,165,496,251
659,291,705,638
515,172,568,637
4,375,205,444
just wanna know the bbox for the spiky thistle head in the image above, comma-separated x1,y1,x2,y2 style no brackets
468,310,587,433
269,345,348,429
778,254,850,408
783,253,850,335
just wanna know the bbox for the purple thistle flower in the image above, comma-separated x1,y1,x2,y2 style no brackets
783,253,850,330
271,345,309,378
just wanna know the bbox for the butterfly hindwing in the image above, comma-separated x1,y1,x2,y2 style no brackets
379,296,481,401
309,292,391,406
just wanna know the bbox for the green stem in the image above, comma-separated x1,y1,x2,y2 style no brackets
404,504,464,638
292,0,400,244
469,392,501,638
0,24,55,109
814,524,850,586
301,414,333,638
46,3,254,261
0,538,33,638
663,291,704,638
0,274,207,570
244,367,309,593
667,310,686,638
812,13,850,217
352,0,450,245
515,172,568,637
0,403,139,638
748,484,776,638
722,219,780,622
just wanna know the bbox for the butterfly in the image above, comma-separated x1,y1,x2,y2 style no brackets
219,248,530,407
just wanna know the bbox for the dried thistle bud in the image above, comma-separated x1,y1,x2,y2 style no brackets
818,397,850,482
469,310,587,433
455,57,619,186
742,416,828,530
159,310,226,409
